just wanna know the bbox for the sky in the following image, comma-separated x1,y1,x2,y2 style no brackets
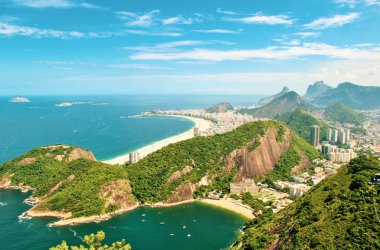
0,0,380,95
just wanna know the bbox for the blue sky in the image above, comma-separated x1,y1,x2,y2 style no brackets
0,0,380,95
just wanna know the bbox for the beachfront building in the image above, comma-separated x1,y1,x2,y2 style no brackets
310,125,320,147
230,179,260,194
193,127,200,137
129,152,140,164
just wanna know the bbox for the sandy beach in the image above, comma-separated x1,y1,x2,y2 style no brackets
103,115,213,165
200,198,255,219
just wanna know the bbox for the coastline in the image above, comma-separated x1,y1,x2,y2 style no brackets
103,115,213,165
199,198,255,220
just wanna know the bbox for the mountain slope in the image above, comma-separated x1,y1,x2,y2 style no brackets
239,92,309,119
313,82,380,109
324,103,366,125
276,108,329,142
233,156,380,250
304,81,333,100
258,87,290,106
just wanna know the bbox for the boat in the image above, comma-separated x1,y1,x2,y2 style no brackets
160,221,165,225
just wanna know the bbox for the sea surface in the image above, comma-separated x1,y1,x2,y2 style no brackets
0,95,262,249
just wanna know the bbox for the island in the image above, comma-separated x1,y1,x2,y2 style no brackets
9,96,31,103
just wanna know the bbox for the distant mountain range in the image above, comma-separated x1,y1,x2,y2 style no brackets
306,82,380,109
258,86,290,106
304,81,333,100
240,91,309,119
206,102,233,113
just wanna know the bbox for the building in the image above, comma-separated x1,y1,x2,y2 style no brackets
338,128,346,144
345,129,351,142
322,143,338,155
310,125,320,147
289,184,310,198
193,127,200,137
230,179,260,194
333,129,339,143
129,152,140,164
326,128,333,141
327,148,357,163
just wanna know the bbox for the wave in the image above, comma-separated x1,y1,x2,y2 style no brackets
69,228,83,240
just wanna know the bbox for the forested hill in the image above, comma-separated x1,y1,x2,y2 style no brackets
233,156,380,250
324,103,366,125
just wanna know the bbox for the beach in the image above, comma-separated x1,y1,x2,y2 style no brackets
103,115,213,165
200,198,255,219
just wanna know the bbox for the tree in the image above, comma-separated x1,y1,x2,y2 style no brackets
50,231,131,250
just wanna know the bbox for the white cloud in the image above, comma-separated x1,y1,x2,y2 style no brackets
123,29,182,37
12,0,101,9
304,13,360,30
162,16,193,25
365,0,380,6
226,14,294,25
129,42,380,61
118,10,160,27
335,0,358,8
293,32,320,38
216,8,238,15
109,64,173,70
193,29,242,34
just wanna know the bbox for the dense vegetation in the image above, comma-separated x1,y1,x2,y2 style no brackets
276,108,329,142
239,92,310,119
324,103,366,125
50,231,131,250
0,146,133,218
127,121,279,203
233,156,380,249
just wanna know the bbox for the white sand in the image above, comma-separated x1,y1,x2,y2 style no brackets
200,198,255,219
103,115,213,165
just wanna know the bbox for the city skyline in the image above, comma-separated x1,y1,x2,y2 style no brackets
1,0,380,95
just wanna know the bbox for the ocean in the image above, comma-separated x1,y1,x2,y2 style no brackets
0,95,262,249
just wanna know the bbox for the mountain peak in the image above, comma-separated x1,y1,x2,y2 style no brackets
304,81,332,99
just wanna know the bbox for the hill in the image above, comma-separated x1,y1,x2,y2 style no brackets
312,82,380,109
258,86,290,105
233,156,380,250
0,121,320,224
324,103,366,125
304,81,333,100
276,108,329,142
239,92,309,119
206,102,234,113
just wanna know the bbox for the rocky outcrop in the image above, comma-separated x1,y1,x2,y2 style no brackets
67,148,96,162
230,128,291,181
167,165,193,184
18,157,36,165
167,182,197,203
100,180,137,210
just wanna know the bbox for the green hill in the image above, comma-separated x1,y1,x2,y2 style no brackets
276,108,329,142
258,86,290,105
313,82,380,109
233,156,380,250
206,102,234,113
324,103,366,125
239,92,309,119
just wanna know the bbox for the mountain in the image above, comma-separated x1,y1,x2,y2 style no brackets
239,91,309,119
258,86,290,106
233,156,380,250
276,108,329,142
304,81,333,100
206,102,234,113
312,82,380,109
0,121,319,225
324,103,366,125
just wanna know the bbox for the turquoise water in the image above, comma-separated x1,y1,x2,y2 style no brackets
0,190,247,250
0,95,261,249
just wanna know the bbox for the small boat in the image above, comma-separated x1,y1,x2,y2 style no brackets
141,219,145,222
160,221,165,225
187,234,191,237
182,225,186,229
170,233,174,236
142,214,146,217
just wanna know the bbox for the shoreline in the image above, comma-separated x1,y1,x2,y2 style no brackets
103,115,213,165
199,198,255,220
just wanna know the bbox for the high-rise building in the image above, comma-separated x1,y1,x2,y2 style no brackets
338,128,346,144
310,125,320,147
129,152,140,164
326,128,333,141
333,129,338,143
345,129,350,142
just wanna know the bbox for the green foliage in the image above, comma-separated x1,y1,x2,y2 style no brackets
351,126,367,136
241,192,266,212
50,231,131,250
127,121,277,203
276,126,285,142
276,108,328,142
234,156,380,249
324,103,366,125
